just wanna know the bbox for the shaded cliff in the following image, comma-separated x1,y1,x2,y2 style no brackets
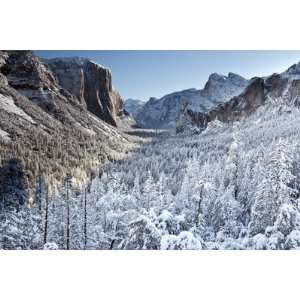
45,57,124,126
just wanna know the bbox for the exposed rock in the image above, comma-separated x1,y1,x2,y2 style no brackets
176,69,300,133
136,73,248,129
46,57,124,126
124,98,144,118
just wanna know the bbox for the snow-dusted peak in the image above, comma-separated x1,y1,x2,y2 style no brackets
124,98,144,117
281,62,300,79
228,72,248,85
208,73,227,82
206,72,247,87
202,72,248,105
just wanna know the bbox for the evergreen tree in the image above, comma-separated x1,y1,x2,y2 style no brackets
249,140,296,235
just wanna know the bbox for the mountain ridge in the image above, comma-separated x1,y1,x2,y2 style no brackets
133,72,249,129
177,63,300,133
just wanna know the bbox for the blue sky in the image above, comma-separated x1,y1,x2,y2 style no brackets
35,51,300,101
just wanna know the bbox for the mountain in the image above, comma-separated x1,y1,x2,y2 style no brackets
177,63,300,133
124,98,144,118
0,50,136,207
135,73,249,129
45,57,125,127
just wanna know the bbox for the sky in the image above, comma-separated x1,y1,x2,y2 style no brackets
35,51,300,101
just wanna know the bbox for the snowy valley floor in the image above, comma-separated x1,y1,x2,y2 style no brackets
3,101,300,250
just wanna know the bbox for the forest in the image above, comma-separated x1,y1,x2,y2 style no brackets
1,96,300,250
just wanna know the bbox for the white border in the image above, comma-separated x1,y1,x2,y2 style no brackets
0,250,300,300
1,0,300,50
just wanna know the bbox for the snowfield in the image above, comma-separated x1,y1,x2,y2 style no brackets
0,128,11,143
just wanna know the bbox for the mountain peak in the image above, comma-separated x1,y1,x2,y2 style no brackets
206,72,247,89
208,73,227,82
281,62,300,79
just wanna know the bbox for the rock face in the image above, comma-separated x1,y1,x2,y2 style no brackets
45,57,124,126
176,78,264,132
176,67,300,133
124,98,144,118
135,73,248,129
0,50,135,203
0,50,62,100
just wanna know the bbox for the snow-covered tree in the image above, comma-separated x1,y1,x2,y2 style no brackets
249,140,296,235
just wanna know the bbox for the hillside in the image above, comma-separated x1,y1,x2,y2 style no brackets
0,51,138,210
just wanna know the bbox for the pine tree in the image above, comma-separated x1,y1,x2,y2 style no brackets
2,209,25,249
249,139,296,235
65,175,72,250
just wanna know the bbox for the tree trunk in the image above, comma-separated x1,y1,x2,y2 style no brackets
43,185,49,244
84,187,87,250
196,184,204,226
66,179,70,250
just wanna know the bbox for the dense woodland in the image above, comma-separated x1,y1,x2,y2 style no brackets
1,96,300,249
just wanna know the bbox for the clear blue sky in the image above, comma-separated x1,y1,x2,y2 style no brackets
35,51,300,101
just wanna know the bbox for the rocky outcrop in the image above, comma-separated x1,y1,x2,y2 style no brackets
46,57,124,126
0,50,81,119
0,51,60,96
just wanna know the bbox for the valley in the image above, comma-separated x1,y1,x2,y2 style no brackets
1,51,300,249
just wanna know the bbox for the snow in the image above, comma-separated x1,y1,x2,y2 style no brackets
0,128,11,142
74,121,96,136
285,230,300,249
4,60,300,249
135,72,249,129
3,95,300,249
45,57,109,72
124,98,144,117
43,242,59,250
252,234,268,250
281,62,300,80
0,94,36,124
161,231,202,250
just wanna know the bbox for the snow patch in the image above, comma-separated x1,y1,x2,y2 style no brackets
0,94,36,124
161,231,202,250
0,128,11,142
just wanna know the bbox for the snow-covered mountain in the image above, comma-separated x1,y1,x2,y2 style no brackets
177,62,300,133
281,61,300,80
135,72,249,129
124,98,144,118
